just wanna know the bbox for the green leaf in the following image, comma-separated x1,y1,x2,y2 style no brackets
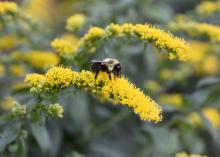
0,121,21,152
30,123,50,154
196,77,220,88
16,138,26,157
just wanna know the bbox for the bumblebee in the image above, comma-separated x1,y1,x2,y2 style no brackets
91,58,121,80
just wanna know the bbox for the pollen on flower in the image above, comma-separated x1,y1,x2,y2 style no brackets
71,23,189,61
0,1,18,16
23,51,60,69
66,14,86,32
51,38,77,56
25,68,162,122
83,27,106,41
44,66,77,90
169,21,220,43
196,1,220,15
25,73,46,87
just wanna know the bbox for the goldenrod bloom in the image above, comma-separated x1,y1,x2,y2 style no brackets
10,65,26,77
24,51,59,69
83,27,106,41
187,41,208,64
10,81,30,91
170,21,220,42
0,64,5,77
202,107,220,129
0,35,17,50
0,2,18,16
196,1,220,15
25,74,46,87
22,0,54,24
0,97,15,111
25,67,162,122
66,14,86,31
44,66,76,90
188,108,220,129
175,152,207,157
159,93,183,107
67,23,189,61
51,38,78,56
196,55,219,75
144,80,161,93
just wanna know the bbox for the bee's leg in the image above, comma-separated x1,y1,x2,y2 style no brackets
108,71,111,80
95,71,99,79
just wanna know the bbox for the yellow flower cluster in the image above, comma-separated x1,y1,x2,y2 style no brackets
169,21,220,42
25,74,46,87
159,93,183,107
203,107,220,129
0,35,17,50
66,14,86,31
25,67,162,122
0,64,5,77
52,23,189,60
0,97,15,111
23,51,60,69
10,65,26,77
196,1,220,15
22,0,54,24
175,152,207,157
0,1,18,16
12,51,59,69
188,107,220,129
187,41,209,64
196,55,219,76
51,38,79,56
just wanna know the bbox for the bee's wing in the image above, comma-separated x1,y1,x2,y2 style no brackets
91,60,101,63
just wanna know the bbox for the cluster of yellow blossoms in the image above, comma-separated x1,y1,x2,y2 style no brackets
66,14,86,32
175,152,207,157
0,1,18,16
25,66,162,122
52,23,190,61
196,1,220,15
12,51,59,69
169,21,220,42
188,107,220,129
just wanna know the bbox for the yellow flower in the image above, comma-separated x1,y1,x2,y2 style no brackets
202,107,220,129
45,66,77,90
0,64,5,77
159,93,183,107
196,1,220,15
62,33,80,44
25,68,162,122
51,38,78,56
46,103,64,118
10,81,30,91
25,73,46,87
83,27,106,41
66,14,86,31
145,80,161,93
10,65,26,77
196,55,219,75
0,35,17,50
0,97,15,111
24,51,59,69
175,152,207,157
170,21,220,42
0,2,18,16
81,23,189,61
188,112,203,127
22,0,54,24
187,41,208,63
